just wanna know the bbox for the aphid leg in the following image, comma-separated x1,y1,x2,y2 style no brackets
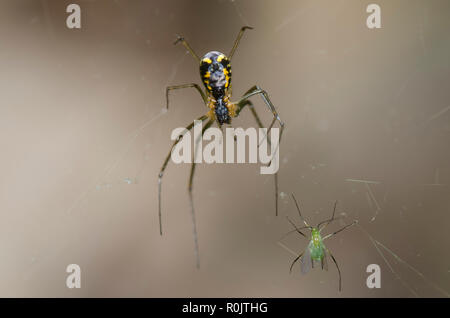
290,194,310,227
285,216,308,238
321,252,329,271
188,119,214,269
166,84,206,110
323,220,357,240
228,26,254,60
174,35,200,62
158,115,208,235
289,252,304,273
327,249,342,292
279,227,311,241
318,201,338,232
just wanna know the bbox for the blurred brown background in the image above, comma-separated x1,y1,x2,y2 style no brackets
0,0,449,297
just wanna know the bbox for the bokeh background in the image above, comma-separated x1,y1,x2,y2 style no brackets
0,0,449,297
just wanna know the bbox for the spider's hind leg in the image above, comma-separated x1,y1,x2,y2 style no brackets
188,119,214,269
158,115,208,236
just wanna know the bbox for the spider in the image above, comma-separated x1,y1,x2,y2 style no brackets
284,194,357,291
158,26,285,268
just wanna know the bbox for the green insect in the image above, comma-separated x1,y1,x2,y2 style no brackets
285,194,357,291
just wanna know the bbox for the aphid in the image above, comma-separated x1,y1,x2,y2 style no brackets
158,26,285,268
285,194,357,291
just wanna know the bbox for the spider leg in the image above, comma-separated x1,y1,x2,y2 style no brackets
174,35,200,62
158,115,208,235
235,93,284,216
327,248,342,292
323,220,357,240
188,119,214,269
229,26,254,60
239,85,285,145
247,100,265,128
236,100,270,148
289,252,304,273
166,84,206,110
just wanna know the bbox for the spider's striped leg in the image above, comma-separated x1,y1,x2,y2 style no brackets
174,35,200,62
166,84,206,110
228,26,254,60
158,115,208,236
235,89,285,216
188,119,214,269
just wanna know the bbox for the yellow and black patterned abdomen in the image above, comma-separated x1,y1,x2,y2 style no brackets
199,51,232,99
200,51,233,124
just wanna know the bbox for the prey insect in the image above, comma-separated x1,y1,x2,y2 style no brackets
283,194,357,291
158,26,285,268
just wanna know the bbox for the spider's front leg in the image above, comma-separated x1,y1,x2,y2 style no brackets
166,83,206,110
174,35,200,62
234,85,285,216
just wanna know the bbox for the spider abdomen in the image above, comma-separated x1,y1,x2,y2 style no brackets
200,51,232,97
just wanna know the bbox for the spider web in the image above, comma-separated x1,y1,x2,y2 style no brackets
65,0,450,298
5,0,449,298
